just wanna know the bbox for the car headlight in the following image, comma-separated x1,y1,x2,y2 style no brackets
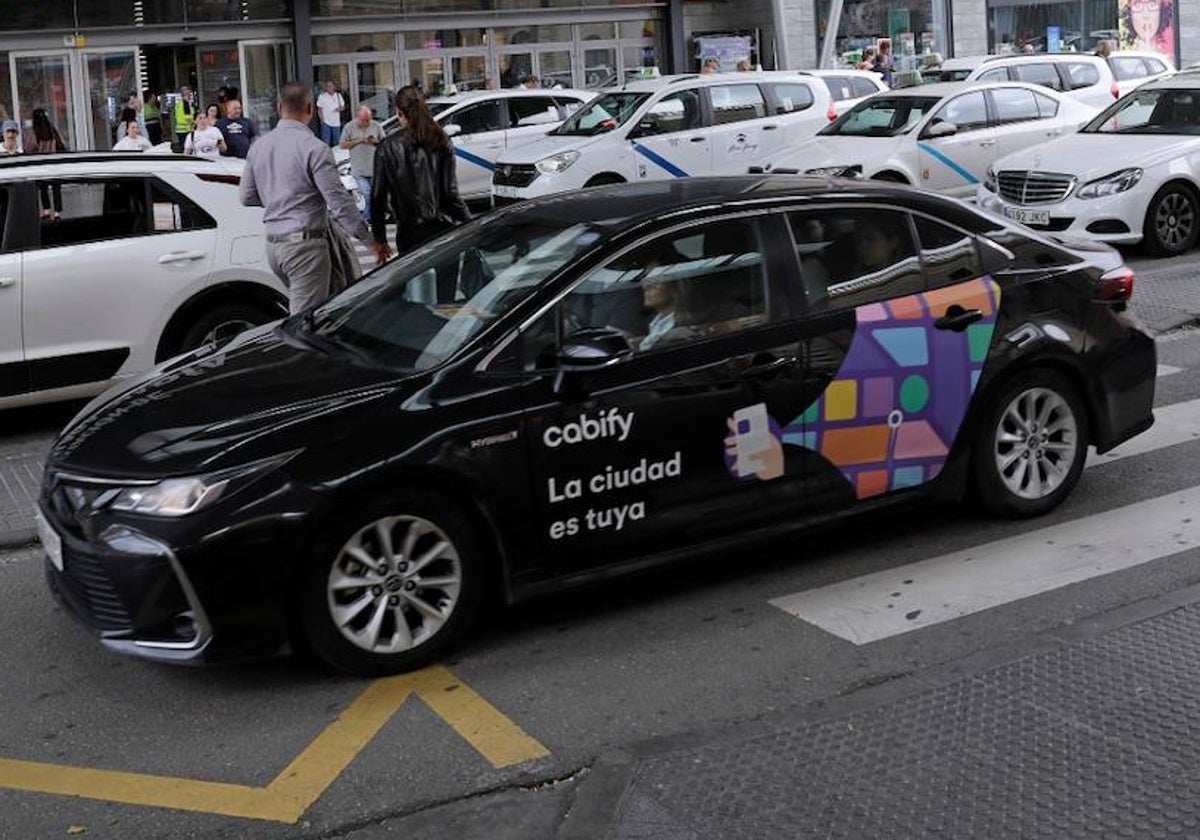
804,164,863,178
535,150,580,175
983,166,996,193
110,451,299,517
1076,168,1143,199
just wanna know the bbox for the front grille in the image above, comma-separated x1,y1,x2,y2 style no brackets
493,163,537,188
50,549,134,632
997,171,1075,205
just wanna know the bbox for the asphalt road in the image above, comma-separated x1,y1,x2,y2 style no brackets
1,247,1200,839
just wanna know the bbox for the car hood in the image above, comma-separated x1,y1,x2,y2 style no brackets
993,132,1200,181
48,324,404,479
497,131,604,164
770,134,907,172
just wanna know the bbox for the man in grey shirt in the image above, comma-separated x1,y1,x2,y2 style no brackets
339,104,384,224
240,81,371,314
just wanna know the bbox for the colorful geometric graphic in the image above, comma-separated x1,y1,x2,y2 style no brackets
781,277,1001,500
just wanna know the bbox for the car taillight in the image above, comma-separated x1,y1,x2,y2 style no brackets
1096,267,1134,302
1111,83,1120,99
197,173,240,185
827,104,838,122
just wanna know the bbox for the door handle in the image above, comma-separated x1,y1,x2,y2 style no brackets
762,124,779,131
158,251,207,264
0,277,13,288
690,136,706,143
740,355,797,378
934,305,983,332
979,139,997,147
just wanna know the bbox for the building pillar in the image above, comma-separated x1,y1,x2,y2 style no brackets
771,0,819,68
293,0,313,86
1179,0,1200,65
952,0,988,57
666,0,688,73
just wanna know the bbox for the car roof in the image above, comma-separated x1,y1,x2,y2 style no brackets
939,56,988,71
0,152,243,177
490,175,996,237
612,70,836,93
1137,74,1200,89
981,52,1105,65
428,88,593,105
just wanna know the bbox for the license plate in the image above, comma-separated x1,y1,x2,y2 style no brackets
493,185,521,199
35,511,63,572
1003,206,1051,226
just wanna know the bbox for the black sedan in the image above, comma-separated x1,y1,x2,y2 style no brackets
36,177,1156,675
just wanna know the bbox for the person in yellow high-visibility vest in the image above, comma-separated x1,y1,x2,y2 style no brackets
172,85,196,152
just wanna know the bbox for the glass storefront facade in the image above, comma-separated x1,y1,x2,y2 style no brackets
817,0,951,70
987,0,1177,65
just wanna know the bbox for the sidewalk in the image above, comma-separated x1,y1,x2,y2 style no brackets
0,451,42,549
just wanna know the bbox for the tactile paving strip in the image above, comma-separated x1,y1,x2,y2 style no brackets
0,453,43,540
614,605,1200,840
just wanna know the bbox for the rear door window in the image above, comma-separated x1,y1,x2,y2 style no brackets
1034,92,1060,118
768,83,815,114
821,76,856,101
508,96,560,127
991,87,1041,124
851,77,881,97
936,91,989,132
913,215,981,288
1110,56,1149,81
1014,62,1063,91
710,84,768,125
451,100,505,135
977,67,1010,83
1063,62,1101,90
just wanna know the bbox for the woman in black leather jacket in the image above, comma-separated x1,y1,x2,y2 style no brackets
370,85,471,272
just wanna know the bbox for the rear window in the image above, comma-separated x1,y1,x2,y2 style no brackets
769,83,815,114
710,84,768,124
1063,62,1101,89
1034,91,1060,118
821,76,856,101
991,87,1041,123
1014,63,1063,91
977,67,1010,83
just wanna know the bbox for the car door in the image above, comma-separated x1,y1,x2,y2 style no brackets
504,94,568,153
705,83,778,173
519,214,808,572
442,99,508,201
784,206,999,511
761,81,819,160
626,88,710,181
21,175,217,393
917,90,997,197
988,86,1064,161
0,184,25,397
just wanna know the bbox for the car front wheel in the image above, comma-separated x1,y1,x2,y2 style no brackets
972,371,1088,518
1143,184,1199,257
297,493,485,675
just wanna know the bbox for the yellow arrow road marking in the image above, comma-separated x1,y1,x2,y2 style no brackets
0,666,548,824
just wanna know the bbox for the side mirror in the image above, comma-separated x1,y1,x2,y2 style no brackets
444,123,462,138
553,328,632,393
629,119,657,139
924,120,958,139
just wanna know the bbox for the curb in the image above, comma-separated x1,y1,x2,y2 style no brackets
556,751,636,840
0,527,36,551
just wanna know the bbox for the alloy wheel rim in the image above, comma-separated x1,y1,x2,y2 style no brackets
994,387,1078,501
201,318,256,346
326,515,462,655
1155,193,1194,250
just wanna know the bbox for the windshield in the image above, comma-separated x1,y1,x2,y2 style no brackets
429,101,454,118
552,92,649,136
305,217,607,370
1083,88,1200,135
821,96,939,136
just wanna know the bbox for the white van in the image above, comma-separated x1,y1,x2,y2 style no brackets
491,71,878,203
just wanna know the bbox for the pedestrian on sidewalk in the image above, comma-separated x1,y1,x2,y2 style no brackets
172,85,196,153
143,90,163,146
339,104,383,224
1,121,22,155
24,109,66,220
216,99,257,158
370,86,471,286
183,111,227,160
316,81,345,147
240,81,371,314
113,120,152,152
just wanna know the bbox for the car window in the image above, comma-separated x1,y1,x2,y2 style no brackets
768,83,815,114
33,177,209,249
913,215,981,287
983,226,1077,270
1014,63,1063,91
0,188,7,252
991,87,1041,123
823,96,939,136
553,95,588,115
508,96,560,127
935,91,988,131
1034,91,1060,118
977,67,1010,83
449,100,505,135
1147,58,1168,74
1110,56,1149,81
553,91,649,136
636,89,703,136
558,218,769,355
1063,62,1101,89
710,84,768,125
851,77,881,97
1084,88,1200,135
788,209,922,312
821,76,856,101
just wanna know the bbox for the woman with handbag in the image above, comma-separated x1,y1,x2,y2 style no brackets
369,85,471,300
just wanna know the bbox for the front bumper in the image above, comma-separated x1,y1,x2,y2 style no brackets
977,187,1151,246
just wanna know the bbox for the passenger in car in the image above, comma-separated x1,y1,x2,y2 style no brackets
639,278,680,350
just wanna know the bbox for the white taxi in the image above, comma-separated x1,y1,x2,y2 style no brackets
763,81,1098,199
978,77,1200,256
490,71,880,203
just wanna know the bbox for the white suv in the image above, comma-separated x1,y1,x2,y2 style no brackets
0,153,285,409
965,52,1173,108
491,71,880,203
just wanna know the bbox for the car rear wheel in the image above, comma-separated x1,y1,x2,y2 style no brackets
972,371,1088,518
1143,184,1199,257
179,302,276,353
297,493,485,675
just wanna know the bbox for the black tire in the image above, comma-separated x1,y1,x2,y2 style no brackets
871,171,909,184
971,370,1089,519
584,173,626,188
296,492,486,676
1142,183,1199,257
178,302,276,353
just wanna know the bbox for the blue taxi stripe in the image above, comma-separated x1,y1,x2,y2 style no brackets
454,146,497,172
916,142,979,184
632,143,689,178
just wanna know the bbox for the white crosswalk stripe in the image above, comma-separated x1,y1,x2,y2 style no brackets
771,389,1200,645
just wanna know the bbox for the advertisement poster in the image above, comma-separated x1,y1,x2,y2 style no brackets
1119,0,1178,65
695,35,752,73
1047,26,1062,53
